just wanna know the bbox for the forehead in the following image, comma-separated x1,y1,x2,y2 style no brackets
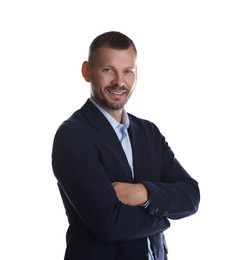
92,47,136,66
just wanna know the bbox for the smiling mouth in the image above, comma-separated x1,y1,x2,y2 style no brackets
106,89,127,95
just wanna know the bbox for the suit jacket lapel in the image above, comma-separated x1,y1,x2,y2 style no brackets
81,100,133,180
128,117,146,182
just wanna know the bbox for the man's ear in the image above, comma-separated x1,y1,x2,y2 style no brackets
81,61,91,82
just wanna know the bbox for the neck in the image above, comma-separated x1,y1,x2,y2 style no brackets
90,98,123,123
105,108,123,123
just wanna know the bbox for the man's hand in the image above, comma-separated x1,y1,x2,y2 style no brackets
112,182,149,206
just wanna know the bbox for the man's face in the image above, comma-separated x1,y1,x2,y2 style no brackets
85,47,137,112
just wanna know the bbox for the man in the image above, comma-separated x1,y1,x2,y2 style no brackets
52,31,200,260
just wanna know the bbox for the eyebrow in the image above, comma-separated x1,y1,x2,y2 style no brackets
101,64,136,70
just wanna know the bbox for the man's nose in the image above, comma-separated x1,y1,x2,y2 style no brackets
111,73,125,87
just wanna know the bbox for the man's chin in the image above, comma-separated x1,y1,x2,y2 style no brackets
96,97,127,111
107,103,125,111
104,98,127,110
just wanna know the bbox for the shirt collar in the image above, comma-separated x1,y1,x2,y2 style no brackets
89,98,130,130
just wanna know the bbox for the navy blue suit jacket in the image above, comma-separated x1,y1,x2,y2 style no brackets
52,99,200,260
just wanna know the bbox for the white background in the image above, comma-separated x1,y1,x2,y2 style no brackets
1,0,241,259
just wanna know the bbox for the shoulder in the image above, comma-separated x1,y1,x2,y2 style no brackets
127,113,167,147
56,109,85,133
53,109,87,146
55,99,101,135
128,113,162,135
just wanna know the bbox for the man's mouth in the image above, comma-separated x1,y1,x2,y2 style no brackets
106,88,127,95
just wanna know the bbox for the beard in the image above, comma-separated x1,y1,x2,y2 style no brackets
95,93,128,110
92,84,132,111
103,98,125,110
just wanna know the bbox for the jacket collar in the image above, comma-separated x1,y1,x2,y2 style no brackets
81,99,145,182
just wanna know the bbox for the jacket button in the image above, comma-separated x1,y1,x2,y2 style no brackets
154,208,168,215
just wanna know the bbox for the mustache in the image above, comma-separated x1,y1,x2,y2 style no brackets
107,84,127,91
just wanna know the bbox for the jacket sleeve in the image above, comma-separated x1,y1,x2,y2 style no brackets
52,123,170,242
141,125,200,220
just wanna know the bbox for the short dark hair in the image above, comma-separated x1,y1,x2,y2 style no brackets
88,31,137,63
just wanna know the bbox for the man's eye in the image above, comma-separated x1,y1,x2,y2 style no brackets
126,69,133,74
103,68,112,73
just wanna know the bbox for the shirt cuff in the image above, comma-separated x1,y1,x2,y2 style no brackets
140,200,150,208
